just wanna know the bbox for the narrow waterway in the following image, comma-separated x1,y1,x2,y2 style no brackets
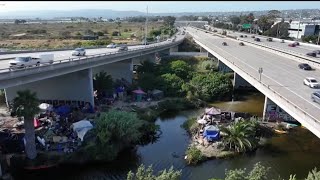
13,92,320,180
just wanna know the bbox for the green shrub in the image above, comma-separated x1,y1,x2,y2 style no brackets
158,98,195,113
159,73,184,97
127,164,181,180
185,146,204,165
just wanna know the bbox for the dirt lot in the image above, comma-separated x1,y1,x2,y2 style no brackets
0,22,164,50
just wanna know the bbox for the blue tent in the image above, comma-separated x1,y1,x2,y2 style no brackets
55,105,71,116
203,125,220,141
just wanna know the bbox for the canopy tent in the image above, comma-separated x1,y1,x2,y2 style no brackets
71,120,93,141
132,89,146,102
203,125,220,141
151,89,164,100
205,107,221,115
39,103,53,111
197,118,207,124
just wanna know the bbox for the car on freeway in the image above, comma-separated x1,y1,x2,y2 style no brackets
306,52,317,57
118,45,128,52
222,42,228,46
251,35,255,38
244,35,247,38
254,38,260,42
313,50,320,54
304,77,320,88
288,43,296,47
205,31,208,33
9,54,54,69
239,42,245,46
213,30,217,32
267,38,273,42
106,43,117,48
293,41,300,46
281,39,285,43
72,48,86,56
298,63,312,70
311,91,320,104
240,35,243,38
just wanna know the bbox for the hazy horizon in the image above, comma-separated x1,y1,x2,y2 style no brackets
0,1,319,13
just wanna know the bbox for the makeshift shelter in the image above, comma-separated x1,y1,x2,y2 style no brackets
55,105,71,117
39,103,53,112
205,107,221,115
203,125,220,141
151,89,164,100
71,120,93,141
132,89,146,102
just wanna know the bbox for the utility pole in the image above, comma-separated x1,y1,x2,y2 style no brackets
144,5,148,46
296,10,302,40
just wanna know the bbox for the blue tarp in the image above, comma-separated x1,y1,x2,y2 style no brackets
203,125,220,141
55,105,71,116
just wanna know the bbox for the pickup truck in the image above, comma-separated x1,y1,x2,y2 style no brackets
9,54,54,69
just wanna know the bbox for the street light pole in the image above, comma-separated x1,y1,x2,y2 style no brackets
144,5,148,46
296,10,302,40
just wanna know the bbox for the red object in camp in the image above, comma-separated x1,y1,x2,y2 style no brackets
34,118,41,128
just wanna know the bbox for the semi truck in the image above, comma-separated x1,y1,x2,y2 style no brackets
9,54,54,69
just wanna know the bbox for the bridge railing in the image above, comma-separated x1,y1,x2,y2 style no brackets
0,37,184,73
191,33,320,127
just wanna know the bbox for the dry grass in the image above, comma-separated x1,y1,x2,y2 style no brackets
0,22,164,49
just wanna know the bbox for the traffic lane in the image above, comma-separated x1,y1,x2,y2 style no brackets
237,36,318,56
192,30,320,116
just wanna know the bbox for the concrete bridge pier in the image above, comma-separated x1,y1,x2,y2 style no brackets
262,96,297,122
217,60,233,73
92,59,133,84
233,72,254,90
170,46,179,53
5,68,94,106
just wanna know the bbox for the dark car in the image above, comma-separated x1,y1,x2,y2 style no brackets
254,38,260,42
311,91,320,104
288,43,296,47
205,31,208,33
293,41,300,46
313,50,320,54
222,42,228,46
118,45,128,52
267,38,273,42
251,35,255,38
298,63,312,70
281,39,285,43
244,35,247,38
240,35,243,38
306,52,317,57
239,42,245,46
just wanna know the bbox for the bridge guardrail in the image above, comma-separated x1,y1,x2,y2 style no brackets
190,33,320,128
0,38,185,73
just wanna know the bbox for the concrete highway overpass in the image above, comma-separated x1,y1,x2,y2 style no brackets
0,35,184,106
186,26,320,138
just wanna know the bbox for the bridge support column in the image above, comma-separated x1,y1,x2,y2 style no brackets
5,68,94,106
92,59,133,84
262,96,297,123
132,53,157,65
170,46,179,53
233,72,254,90
218,60,233,73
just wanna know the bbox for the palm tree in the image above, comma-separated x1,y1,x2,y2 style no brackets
220,120,258,153
93,71,113,98
12,90,40,159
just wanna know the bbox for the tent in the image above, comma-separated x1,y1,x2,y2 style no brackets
205,107,221,115
39,103,53,111
151,89,164,100
132,89,146,102
203,125,220,141
71,120,93,141
55,105,71,116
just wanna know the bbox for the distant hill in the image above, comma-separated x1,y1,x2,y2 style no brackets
0,8,319,19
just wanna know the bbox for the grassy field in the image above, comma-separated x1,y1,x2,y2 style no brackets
0,22,165,50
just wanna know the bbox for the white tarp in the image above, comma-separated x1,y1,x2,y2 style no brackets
71,120,93,141
39,103,53,111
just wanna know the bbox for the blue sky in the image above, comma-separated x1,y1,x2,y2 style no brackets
0,1,319,13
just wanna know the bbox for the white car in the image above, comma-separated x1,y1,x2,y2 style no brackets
72,48,86,56
106,43,117,48
304,77,320,88
9,54,54,69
